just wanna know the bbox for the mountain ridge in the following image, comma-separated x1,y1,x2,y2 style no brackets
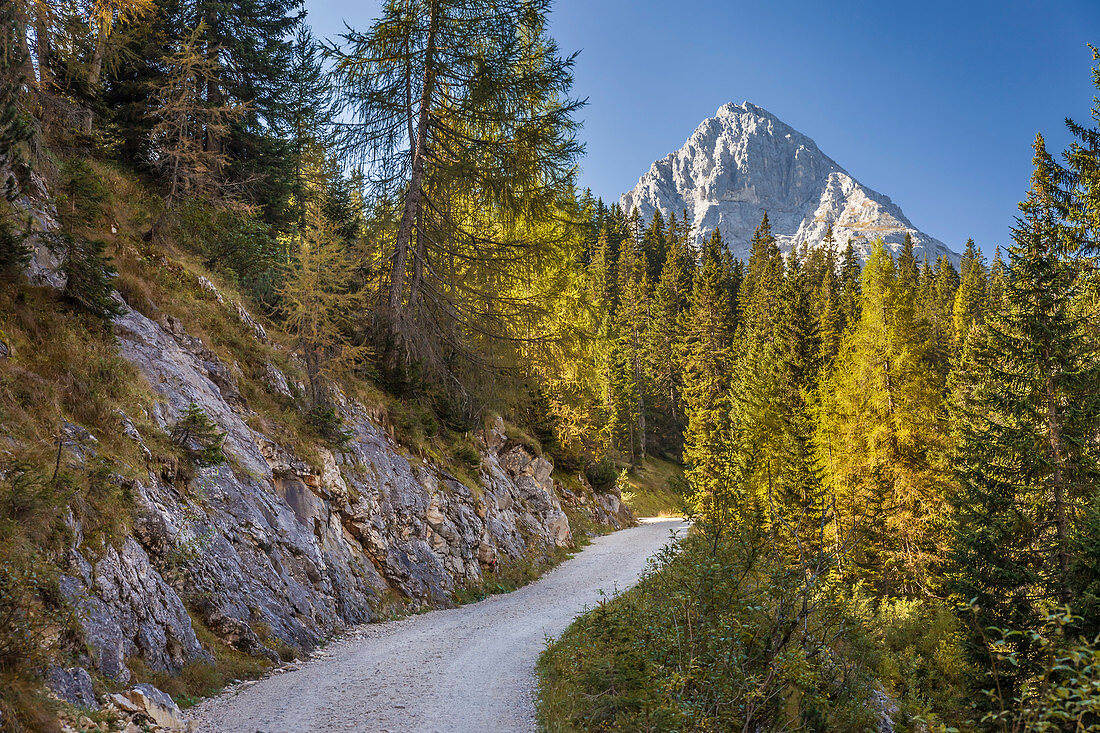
621,101,960,265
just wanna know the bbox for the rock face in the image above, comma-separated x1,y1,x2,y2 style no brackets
52,296,627,683
621,101,959,265
13,187,634,694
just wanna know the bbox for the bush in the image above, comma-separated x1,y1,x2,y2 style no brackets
584,457,617,493
171,403,227,466
538,532,882,732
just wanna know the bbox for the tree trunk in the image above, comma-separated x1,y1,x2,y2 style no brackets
203,9,223,162
1044,345,1072,603
390,0,440,319
83,30,107,133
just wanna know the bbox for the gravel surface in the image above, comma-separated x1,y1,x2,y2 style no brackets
190,517,688,733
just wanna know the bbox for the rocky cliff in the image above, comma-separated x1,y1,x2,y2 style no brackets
3,179,634,714
621,102,959,265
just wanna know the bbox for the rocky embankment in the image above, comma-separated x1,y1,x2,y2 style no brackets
12,184,634,727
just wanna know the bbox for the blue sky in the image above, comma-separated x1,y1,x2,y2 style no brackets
304,0,1100,256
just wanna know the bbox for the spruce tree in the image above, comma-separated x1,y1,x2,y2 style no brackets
839,238,862,328
644,226,696,456
952,238,987,343
813,224,842,365
614,236,650,464
739,212,783,341
679,230,737,506
948,135,1100,697
987,246,1007,310
639,209,667,284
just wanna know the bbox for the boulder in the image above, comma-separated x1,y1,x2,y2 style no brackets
122,684,185,730
263,362,293,398
46,666,97,709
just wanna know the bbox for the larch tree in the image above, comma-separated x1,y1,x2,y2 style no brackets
146,22,244,205
819,241,951,596
327,0,584,381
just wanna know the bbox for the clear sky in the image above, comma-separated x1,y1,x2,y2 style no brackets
303,0,1100,256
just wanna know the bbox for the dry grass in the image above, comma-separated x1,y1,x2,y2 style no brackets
619,457,686,518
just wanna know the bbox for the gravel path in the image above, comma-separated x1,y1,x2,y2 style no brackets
190,517,688,733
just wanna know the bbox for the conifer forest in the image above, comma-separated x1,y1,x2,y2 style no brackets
1,0,1100,731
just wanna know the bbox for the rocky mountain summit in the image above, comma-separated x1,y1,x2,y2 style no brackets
621,101,959,264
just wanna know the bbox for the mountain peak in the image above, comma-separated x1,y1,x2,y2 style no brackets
716,100,772,118
621,104,958,265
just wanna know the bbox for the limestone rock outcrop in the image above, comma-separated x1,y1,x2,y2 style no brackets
51,295,623,682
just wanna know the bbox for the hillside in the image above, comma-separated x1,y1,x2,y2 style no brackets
0,162,633,729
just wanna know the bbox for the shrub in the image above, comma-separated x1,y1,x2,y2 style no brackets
171,403,227,466
538,532,881,732
584,457,617,493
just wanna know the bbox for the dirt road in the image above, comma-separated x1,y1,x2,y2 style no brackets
190,517,687,733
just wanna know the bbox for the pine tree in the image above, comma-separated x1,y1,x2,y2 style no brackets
948,135,1100,697
679,231,737,510
952,238,987,343
740,212,784,341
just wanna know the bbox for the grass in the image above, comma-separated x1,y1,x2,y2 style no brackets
126,611,275,709
618,457,685,518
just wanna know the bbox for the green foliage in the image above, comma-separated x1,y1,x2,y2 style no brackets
0,203,29,281
56,233,123,321
584,457,618,494
173,200,280,304
947,135,1100,701
171,402,227,467
328,0,585,378
539,532,881,733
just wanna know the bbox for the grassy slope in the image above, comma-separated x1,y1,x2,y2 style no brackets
0,159,602,725
619,457,685,518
